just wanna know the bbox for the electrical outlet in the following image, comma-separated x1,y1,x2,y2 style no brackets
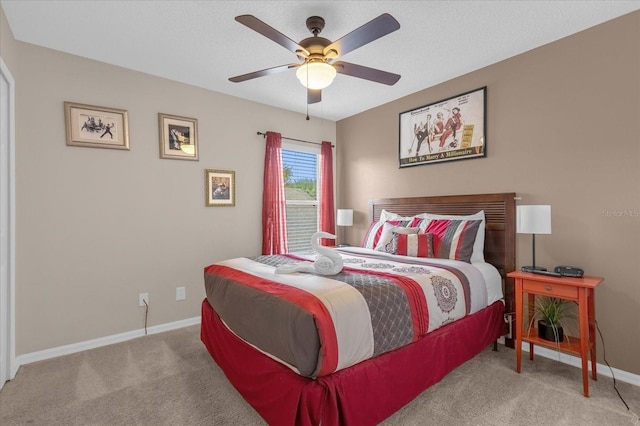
176,287,186,301
139,293,149,307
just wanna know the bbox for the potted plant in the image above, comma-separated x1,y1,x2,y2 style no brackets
532,296,574,343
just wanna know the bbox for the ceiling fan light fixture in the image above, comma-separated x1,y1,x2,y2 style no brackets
296,62,336,90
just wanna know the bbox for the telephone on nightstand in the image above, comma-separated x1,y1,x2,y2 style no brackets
554,265,584,277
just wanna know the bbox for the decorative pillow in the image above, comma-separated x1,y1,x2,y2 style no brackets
362,220,385,249
393,232,434,258
374,224,420,252
424,219,481,263
419,211,486,263
362,218,421,249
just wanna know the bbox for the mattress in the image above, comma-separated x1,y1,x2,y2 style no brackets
204,247,503,378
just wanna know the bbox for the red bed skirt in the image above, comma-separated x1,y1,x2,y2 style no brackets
201,298,504,426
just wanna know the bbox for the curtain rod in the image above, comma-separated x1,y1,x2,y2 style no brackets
256,131,334,148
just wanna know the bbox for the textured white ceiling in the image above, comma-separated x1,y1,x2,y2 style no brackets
2,1,639,121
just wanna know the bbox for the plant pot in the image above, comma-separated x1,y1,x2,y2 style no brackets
538,320,564,342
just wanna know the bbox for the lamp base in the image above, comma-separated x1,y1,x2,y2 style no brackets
521,266,548,272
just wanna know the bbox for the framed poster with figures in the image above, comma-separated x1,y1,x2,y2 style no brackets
64,102,129,150
399,87,486,167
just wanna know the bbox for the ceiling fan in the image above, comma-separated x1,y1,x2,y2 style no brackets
229,13,401,105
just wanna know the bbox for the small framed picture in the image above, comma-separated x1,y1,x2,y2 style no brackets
158,113,198,161
64,101,130,150
206,169,235,207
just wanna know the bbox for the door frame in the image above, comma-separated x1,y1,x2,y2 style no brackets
0,56,17,389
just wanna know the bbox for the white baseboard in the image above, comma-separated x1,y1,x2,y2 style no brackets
520,341,640,388
13,320,639,390
15,316,201,367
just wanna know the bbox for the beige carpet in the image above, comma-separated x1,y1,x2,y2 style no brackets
1,325,638,425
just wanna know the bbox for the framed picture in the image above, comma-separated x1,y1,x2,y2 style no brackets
399,86,486,167
64,101,130,150
206,169,235,207
158,113,198,160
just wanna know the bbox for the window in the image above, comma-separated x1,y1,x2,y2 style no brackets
282,144,319,252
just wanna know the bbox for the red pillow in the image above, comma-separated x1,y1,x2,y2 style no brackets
394,232,434,258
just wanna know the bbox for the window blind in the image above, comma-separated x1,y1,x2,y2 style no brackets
282,149,319,252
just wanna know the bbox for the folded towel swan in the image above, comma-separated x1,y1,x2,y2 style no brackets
275,232,344,275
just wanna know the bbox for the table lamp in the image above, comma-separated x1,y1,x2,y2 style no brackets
336,209,353,247
516,205,552,272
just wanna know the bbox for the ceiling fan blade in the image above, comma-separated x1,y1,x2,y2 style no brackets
229,64,299,83
308,89,321,104
333,61,401,85
235,15,310,57
323,13,400,58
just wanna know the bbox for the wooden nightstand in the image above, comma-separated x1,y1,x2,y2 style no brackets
507,270,604,397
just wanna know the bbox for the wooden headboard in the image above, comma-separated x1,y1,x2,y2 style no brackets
369,192,516,346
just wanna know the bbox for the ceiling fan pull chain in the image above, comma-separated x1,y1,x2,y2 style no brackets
305,64,310,120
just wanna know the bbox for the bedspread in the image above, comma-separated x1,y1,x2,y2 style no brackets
204,249,496,378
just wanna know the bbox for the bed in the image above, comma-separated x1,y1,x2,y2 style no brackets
201,192,516,425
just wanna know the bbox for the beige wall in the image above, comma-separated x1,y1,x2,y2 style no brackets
337,11,640,375
4,4,639,377
0,6,16,68
4,25,336,354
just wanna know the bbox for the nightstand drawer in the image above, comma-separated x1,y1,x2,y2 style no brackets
522,280,579,299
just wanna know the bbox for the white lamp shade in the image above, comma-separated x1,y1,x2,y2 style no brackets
517,205,552,234
296,62,337,90
336,209,353,227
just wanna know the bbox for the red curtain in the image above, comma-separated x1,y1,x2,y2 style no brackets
319,141,335,246
261,131,288,255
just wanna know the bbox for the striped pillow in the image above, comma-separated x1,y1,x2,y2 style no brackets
418,211,486,263
425,219,481,263
393,232,434,258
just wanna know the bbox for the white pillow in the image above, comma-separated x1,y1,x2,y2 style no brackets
418,211,486,263
379,209,415,223
374,223,420,251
